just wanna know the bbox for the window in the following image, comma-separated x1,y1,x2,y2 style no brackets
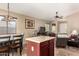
0,16,16,34
58,21,67,34
0,16,7,34
45,24,50,32
8,20,16,34
52,24,56,33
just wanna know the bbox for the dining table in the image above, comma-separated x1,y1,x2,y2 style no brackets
0,33,23,56
0,34,22,43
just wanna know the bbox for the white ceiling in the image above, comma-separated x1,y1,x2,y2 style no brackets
0,3,79,20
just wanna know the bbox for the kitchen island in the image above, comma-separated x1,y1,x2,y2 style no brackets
26,36,55,56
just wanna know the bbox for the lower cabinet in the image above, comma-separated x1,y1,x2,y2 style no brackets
49,39,54,56
26,39,54,56
40,41,49,56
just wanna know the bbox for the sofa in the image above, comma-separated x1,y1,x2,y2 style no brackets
56,34,69,48
37,27,56,37
67,34,79,47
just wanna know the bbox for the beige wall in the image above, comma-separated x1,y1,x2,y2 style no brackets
0,9,48,38
24,17,48,37
65,11,79,34
50,12,79,34
3,7,79,37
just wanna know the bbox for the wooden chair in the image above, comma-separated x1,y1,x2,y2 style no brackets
10,34,24,56
0,35,10,56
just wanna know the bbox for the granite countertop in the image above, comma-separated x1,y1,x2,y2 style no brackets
26,36,55,43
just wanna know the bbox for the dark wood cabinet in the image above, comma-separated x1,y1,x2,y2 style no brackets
40,41,49,56
49,39,54,56
26,39,54,56
26,41,40,56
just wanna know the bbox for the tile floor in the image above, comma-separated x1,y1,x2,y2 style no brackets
13,44,79,56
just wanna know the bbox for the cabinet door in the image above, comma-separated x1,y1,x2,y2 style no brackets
40,41,49,56
49,39,54,56
26,41,40,56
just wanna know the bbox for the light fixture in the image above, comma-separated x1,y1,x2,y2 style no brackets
7,3,15,21
7,3,10,21
55,11,63,19
1,3,17,21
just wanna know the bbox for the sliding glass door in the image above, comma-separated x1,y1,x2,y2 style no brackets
0,16,16,35
8,20,16,34
0,16,7,34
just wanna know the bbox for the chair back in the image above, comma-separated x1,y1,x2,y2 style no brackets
0,35,10,48
11,34,24,49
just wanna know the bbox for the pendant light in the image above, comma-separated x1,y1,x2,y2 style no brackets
2,3,12,21
0,3,10,21
6,3,17,21
7,3,9,21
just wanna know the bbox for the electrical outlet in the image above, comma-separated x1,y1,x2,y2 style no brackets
31,46,34,52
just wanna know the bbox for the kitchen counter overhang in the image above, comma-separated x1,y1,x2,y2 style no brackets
25,36,55,43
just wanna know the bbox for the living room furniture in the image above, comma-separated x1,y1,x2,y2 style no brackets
49,32,56,37
37,27,56,37
56,34,69,48
67,34,79,47
56,37,68,48
26,36,55,56
37,27,46,36
67,39,79,47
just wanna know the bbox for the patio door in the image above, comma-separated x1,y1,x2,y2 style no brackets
0,16,16,34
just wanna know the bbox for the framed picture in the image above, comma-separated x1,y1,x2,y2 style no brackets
25,19,35,29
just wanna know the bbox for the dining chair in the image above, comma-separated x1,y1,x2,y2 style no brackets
10,34,24,56
0,35,10,56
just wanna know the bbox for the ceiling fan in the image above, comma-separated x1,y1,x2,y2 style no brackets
55,11,63,19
